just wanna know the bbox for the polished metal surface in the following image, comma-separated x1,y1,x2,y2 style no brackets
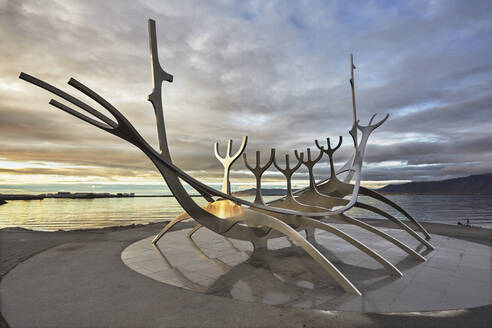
243,149,276,205
20,18,434,295
215,136,248,194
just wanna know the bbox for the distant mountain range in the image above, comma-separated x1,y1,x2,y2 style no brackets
232,174,492,196
2,174,487,206
232,188,295,196
378,173,492,195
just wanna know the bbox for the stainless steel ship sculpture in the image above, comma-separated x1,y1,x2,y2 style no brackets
20,19,433,296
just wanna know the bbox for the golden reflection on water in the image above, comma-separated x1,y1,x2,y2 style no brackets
0,196,260,231
0,197,205,231
1,195,491,231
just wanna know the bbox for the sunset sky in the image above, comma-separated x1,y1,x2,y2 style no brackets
1,0,491,192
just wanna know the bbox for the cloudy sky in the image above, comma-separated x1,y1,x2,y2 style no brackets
1,0,491,191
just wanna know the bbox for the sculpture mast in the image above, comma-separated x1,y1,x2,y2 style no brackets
349,53,357,124
146,20,215,202
147,19,174,159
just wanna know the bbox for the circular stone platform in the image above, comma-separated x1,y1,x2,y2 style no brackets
122,223,492,312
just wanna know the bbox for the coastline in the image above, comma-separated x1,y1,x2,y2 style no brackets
5,187,491,202
0,193,204,201
2,195,492,232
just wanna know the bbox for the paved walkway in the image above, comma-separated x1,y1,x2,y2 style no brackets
123,225,492,312
1,221,491,327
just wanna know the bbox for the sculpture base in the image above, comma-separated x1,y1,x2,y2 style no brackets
122,223,491,312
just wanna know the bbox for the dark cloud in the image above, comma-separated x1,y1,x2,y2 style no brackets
0,0,491,186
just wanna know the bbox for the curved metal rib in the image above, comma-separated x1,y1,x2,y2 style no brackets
359,186,431,240
152,213,191,244
332,213,426,262
227,212,362,295
295,217,402,277
292,143,433,251
173,199,362,294
355,201,434,249
269,146,428,261
295,190,434,250
187,223,203,238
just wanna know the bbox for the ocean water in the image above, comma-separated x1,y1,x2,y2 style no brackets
1,194,491,231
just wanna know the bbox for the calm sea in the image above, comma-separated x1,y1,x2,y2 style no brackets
1,194,491,231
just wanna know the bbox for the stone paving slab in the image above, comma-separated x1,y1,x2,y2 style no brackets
1,221,492,327
122,224,492,313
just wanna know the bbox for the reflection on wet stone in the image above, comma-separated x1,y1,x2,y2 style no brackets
121,225,492,312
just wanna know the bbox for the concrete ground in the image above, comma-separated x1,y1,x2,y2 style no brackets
1,220,491,328
123,225,492,312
